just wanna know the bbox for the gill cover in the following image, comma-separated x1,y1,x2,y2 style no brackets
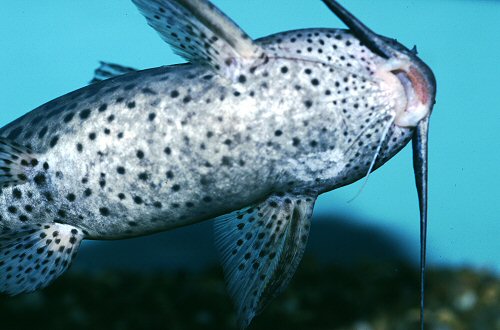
322,1,436,329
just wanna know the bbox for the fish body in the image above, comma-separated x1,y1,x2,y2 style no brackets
0,30,410,238
0,0,436,328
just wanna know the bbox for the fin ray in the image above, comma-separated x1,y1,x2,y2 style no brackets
215,194,316,329
0,138,37,188
132,0,267,79
0,223,84,295
90,61,138,84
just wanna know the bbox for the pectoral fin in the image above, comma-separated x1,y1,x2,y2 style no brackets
0,137,37,188
214,194,316,329
132,0,267,80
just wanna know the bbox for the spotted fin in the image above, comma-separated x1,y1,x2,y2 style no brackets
0,138,37,188
215,194,316,329
0,223,84,295
90,61,138,84
132,0,267,80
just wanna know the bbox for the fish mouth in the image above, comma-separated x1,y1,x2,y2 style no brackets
373,55,436,128
392,61,436,128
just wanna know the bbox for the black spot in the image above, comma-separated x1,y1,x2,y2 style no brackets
133,196,143,204
153,202,162,209
203,196,212,203
238,75,247,84
99,207,110,216
269,201,278,208
171,184,180,192
117,167,126,175
182,96,191,104
63,113,74,123
221,156,232,167
49,136,59,148
12,188,22,199
274,130,283,137
292,137,301,147
281,66,289,74
76,143,83,152
34,173,46,186
43,162,49,170
148,113,156,121
84,188,92,197
66,193,76,202
38,126,48,139
304,100,313,108
57,210,66,218
118,193,126,200
166,170,174,179
7,206,17,214
79,109,91,120
44,192,54,202
311,78,320,86
88,132,96,140
24,205,33,213
164,147,171,155
170,90,179,98
127,101,136,109
99,177,106,188
98,104,108,112
138,172,149,181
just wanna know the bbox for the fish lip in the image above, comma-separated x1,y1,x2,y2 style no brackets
387,54,436,127
380,36,437,127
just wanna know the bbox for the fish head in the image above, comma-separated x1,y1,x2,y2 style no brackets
321,2,436,328
321,0,436,129
378,37,436,128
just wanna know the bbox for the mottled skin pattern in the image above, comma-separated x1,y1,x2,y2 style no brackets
0,29,412,239
0,0,439,326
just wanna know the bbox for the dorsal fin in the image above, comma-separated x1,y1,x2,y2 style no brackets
90,61,138,84
132,0,267,80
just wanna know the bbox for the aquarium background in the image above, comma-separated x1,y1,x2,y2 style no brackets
1,0,499,329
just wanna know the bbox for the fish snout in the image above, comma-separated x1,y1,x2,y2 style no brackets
375,55,436,128
393,58,436,128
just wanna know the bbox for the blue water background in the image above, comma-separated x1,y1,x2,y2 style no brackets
0,0,499,272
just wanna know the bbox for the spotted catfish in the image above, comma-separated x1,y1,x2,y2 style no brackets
0,0,436,328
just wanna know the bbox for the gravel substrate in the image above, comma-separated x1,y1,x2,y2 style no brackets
1,259,499,330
